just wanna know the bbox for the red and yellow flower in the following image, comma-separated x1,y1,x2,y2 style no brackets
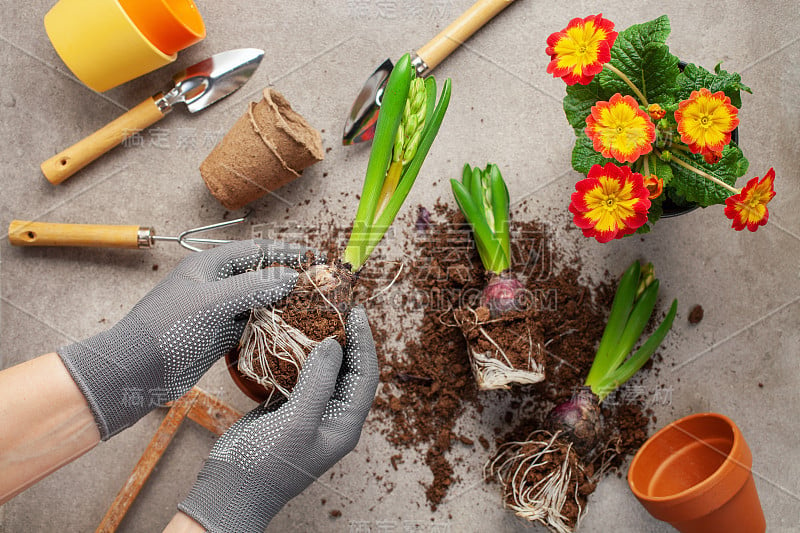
585,93,656,163
546,14,618,86
675,88,739,155
569,162,651,243
643,174,663,199
724,168,776,232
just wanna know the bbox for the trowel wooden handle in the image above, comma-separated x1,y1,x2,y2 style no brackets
416,0,516,72
8,220,151,249
41,97,165,185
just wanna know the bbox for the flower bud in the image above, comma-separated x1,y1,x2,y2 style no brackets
648,103,666,120
644,174,663,199
703,150,723,165
636,263,655,300
402,131,422,166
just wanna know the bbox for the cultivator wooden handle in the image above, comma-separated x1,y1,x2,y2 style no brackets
416,0,516,71
7,220,149,249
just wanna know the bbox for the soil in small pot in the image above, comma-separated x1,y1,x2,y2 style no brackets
234,254,354,402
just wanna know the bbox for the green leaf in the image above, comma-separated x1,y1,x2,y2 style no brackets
468,166,485,219
600,42,680,106
422,77,436,132
605,280,660,376
651,154,674,187
595,299,678,399
489,165,510,268
676,63,752,108
563,77,615,131
461,163,473,189
669,143,749,206
618,14,672,48
571,132,616,174
451,178,504,273
586,261,640,388
350,54,412,239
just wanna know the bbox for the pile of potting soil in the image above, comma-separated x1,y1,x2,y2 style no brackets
365,203,653,515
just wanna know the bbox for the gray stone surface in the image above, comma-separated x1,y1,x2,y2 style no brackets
1,0,798,531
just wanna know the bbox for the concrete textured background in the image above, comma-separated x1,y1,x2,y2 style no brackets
1,0,799,531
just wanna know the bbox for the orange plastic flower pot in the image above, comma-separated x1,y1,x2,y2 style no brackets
628,413,765,533
119,0,205,55
224,347,270,403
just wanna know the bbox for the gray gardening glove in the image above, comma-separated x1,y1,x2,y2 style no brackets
58,239,313,440
178,306,379,533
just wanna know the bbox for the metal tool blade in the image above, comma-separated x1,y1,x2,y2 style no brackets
342,58,393,145
163,48,265,113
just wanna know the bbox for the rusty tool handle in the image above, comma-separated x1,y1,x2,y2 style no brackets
8,220,152,249
416,0,516,72
40,96,165,185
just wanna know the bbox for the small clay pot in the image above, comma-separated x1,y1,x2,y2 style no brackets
224,347,270,403
628,412,765,533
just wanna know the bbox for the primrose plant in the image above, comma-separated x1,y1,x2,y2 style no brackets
546,14,776,242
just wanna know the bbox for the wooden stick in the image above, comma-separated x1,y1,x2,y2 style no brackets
95,389,199,533
185,389,243,436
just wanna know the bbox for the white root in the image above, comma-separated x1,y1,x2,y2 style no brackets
367,261,404,302
454,307,545,390
485,430,587,533
237,306,320,405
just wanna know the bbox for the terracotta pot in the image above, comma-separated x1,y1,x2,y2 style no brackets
628,412,765,533
224,347,270,403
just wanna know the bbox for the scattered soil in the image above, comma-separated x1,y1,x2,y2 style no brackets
688,304,704,324
232,200,656,520
369,203,653,513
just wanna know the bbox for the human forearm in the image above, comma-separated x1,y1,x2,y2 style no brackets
163,512,206,533
0,352,100,503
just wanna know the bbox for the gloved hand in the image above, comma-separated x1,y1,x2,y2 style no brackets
178,306,379,533
58,239,313,440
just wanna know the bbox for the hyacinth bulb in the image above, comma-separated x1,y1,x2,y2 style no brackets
545,386,603,455
479,272,525,318
295,263,356,314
